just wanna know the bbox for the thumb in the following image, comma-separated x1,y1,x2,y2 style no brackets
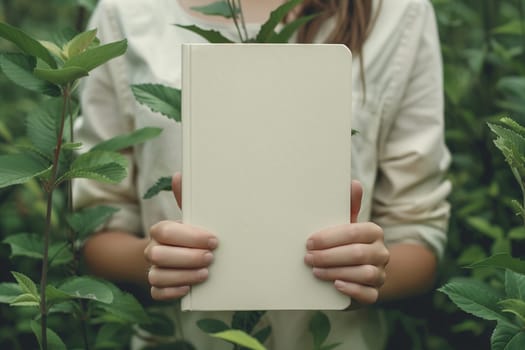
350,180,363,223
172,172,182,209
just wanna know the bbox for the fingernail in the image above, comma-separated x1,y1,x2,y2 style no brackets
334,280,346,290
312,267,322,277
307,239,314,250
304,253,314,265
203,252,214,264
208,237,218,249
198,268,209,280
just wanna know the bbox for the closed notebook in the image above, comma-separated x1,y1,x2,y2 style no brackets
181,43,352,311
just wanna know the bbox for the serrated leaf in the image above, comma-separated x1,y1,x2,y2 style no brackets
11,271,38,297
10,293,40,307
309,311,331,349
492,323,524,350
91,127,162,152
190,1,238,18
3,233,73,267
67,205,119,239
256,0,302,43
65,28,98,58
64,39,127,72
46,285,73,306
0,22,57,68
0,154,50,188
58,150,127,184
469,253,525,274
269,14,317,43
197,318,230,334
33,66,88,85
0,53,60,95
210,330,266,350
0,283,22,303
31,320,67,350
132,84,182,121
439,278,511,325
26,97,63,158
59,276,113,304
176,24,234,43
143,176,172,199
499,117,525,138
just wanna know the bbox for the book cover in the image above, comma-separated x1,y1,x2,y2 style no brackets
181,43,352,311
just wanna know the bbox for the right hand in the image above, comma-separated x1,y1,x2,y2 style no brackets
144,173,218,300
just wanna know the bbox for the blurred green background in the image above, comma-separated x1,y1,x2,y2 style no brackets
1,0,525,349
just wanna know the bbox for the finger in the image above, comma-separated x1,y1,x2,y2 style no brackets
312,265,386,288
307,222,383,250
148,266,209,288
305,241,389,268
350,180,363,223
172,172,182,209
334,280,379,305
146,245,214,269
151,286,190,301
149,221,218,249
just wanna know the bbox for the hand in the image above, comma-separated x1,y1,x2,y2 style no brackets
144,173,218,300
304,180,389,305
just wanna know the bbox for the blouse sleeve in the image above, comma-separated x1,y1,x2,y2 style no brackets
372,1,452,260
72,0,142,235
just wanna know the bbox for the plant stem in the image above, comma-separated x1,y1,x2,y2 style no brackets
39,86,70,350
227,0,244,42
236,0,249,41
80,300,91,350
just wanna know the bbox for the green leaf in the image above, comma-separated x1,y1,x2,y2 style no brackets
469,253,525,274
309,311,331,350
232,311,266,334
499,116,525,139
176,24,234,43
64,39,127,72
253,326,271,345
67,205,119,239
31,320,67,350
0,154,50,188
34,66,88,85
58,276,114,304
255,0,302,42
505,269,525,300
132,83,182,121
499,299,525,323
95,323,134,349
65,29,98,58
91,127,163,152
438,278,511,325
0,53,60,95
139,311,175,337
58,150,127,184
45,285,73,307
190,1,238,18
269,14,317,43
26,97,63,159
492,20,525,35
457,245,487,265
10,293,39,307
0,283,22,304
466,216,504,240
508,226,525,240
210,329,266,350
492,323,525,350
321,343,342,350
11,271,38,297
39,40,66,61
197,318,230,334
0,22,57,68
3,233,73,267
143,176,172,199
95,286,148,324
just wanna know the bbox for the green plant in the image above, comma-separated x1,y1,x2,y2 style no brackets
0,21,159,349
439,117,525,349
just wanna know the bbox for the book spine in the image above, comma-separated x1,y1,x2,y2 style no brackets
180,44,192,311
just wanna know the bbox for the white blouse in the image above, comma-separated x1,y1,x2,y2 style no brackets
73,0,451,349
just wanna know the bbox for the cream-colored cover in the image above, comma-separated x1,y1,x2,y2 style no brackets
181,44,352,311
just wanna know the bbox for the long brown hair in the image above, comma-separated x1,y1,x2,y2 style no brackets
295,0,379,98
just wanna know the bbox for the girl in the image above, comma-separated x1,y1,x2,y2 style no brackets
74,0,451,349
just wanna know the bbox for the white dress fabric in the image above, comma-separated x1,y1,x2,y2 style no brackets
73,0,451,349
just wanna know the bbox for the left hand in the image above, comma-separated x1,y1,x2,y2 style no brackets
304,180,389,305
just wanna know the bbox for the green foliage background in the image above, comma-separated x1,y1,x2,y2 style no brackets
1,0,524,349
